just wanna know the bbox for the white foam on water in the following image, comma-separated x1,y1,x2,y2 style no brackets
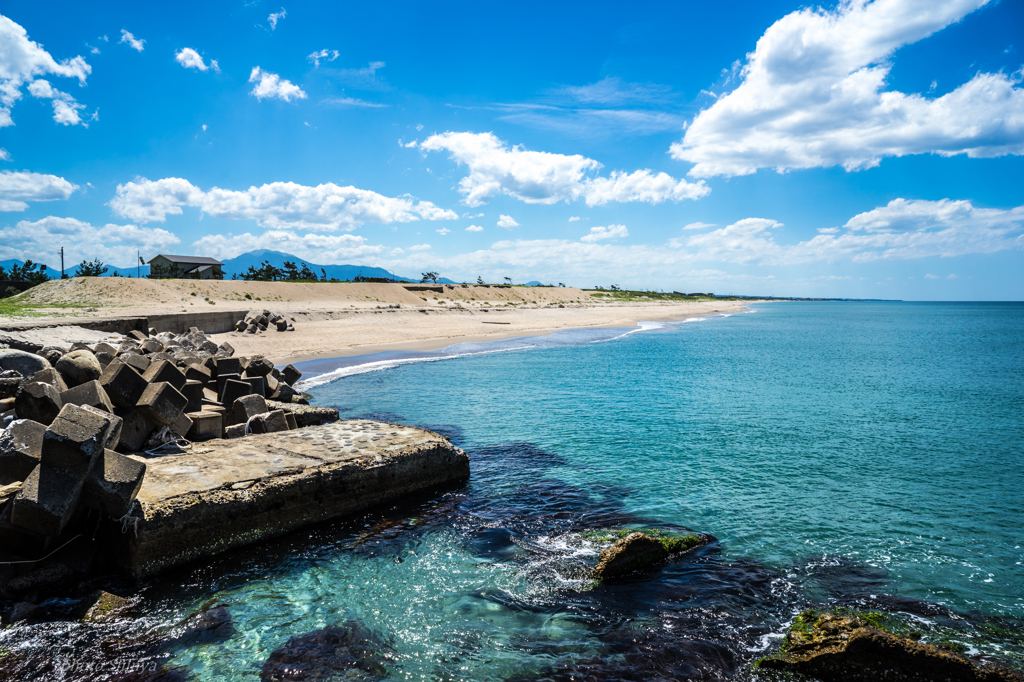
297,311,740,389
296,344,537,390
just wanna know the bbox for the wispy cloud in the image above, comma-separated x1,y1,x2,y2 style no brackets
307,49,339,67
268,8,287,30
322,96,387,108
119,29,145,52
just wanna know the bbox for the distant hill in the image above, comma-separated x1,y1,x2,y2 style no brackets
1,250,457,283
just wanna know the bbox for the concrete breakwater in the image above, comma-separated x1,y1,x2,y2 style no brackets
117,420,469,578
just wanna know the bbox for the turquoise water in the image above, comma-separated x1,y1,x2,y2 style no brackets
3,301,1022,680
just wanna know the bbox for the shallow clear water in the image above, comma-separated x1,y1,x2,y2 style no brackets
3,301,1023,680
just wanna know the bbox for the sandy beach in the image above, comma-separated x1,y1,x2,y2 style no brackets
1,278,753,364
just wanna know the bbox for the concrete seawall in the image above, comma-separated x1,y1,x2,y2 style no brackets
115,420,470,578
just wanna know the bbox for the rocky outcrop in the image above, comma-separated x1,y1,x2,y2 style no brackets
591,531,704,580
758,609,1024,681
261,620,393,682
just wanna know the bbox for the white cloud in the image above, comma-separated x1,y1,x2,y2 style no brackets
683,221,715,231
119,30,145,52
192,230,382,262
329,61,388,90
416,131,708,207
436,227,451,235
0,170,78,211
568,216,580,222
924,273,940,279
466,225,483,232
580,224,629,243
175,48,219,73
0,148,9,161
268,8,287,30
554,76,675,106
0,16,91,127
497,214,519,229
409,243,431,251
307,49,339,67
0,216,178,266
670,198,1024,264
248,67,306,102
817,227,840,234
947,273,959,279
108,176,457,230
27,79,85,125
322,96,386,108
672,0,1024,177
462,212,483,219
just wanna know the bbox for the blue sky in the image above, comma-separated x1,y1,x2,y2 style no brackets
1,0,1022,299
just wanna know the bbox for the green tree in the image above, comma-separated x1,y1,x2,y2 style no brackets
1,260,50,284
421,271,439,283
240,260,283,281
476,276,484,285
75,258,109,277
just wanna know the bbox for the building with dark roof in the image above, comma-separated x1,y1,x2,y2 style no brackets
147,254,225,280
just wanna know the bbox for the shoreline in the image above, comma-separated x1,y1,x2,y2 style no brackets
268,303,749,364
217,302,757,366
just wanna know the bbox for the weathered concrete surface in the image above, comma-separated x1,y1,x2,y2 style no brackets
118,420,469,578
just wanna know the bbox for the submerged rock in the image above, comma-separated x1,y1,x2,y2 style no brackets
590,530,704,580
758,609,1024,681
260,620,393,681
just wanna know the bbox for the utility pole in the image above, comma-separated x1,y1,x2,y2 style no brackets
138,250,140,279
60,247,67,279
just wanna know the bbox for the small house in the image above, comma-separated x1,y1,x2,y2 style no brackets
147,255,225,280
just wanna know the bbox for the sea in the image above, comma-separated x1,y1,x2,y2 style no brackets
2,301,1022,681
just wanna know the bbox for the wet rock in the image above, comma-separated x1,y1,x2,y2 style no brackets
591,532,668,580
260,621,393,682
0,349,51,377
55,350,103,387
758,609,1024,681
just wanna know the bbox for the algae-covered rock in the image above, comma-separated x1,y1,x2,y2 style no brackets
758,609,1024,681
82,590,131,623
592,532,667,580
589,530,704,580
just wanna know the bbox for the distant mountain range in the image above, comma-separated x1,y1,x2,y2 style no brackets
1,250,458,283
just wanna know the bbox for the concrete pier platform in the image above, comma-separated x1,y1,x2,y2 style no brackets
116,420,469,578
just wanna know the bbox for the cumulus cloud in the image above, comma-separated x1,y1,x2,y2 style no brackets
924,273,940,279
268,8,287,30
670,199,1024,264
108,176,458,230
0,16,91,127
581,224,629,243
307,49,339,67
415,131,709,207
466,225,483,232
119,30,145,52
497,214,519,229
436,227,451,235
175,48,219,73
409,243,431,251
568,216,580,222
683,221,715,231
27,79,85,125
249,67,306,102
0,170,78,211
672,0,1024,177
192,230,382,262
0,216,178,266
